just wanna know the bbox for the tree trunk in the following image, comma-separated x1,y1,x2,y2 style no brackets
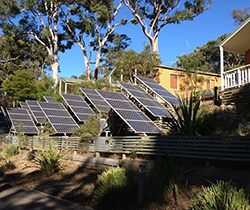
51,55,59,85
94,44,103,80
80,45,91,80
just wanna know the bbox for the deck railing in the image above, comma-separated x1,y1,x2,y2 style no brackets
223,64,250,90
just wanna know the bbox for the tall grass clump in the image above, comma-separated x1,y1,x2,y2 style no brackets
169,91,201,135
146,156,184,201
191,181,250,210
2,145,19,158
34,143,64,176
93,166,135,209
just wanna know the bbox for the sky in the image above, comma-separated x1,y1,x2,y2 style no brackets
58,0,250,79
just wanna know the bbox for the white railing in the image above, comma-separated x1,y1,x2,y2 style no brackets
223,64,250,90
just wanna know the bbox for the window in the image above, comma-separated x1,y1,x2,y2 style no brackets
170,74,177,89
170,74,186,90
206,79,215,90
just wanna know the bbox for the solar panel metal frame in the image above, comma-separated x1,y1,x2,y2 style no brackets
80,88,110,113
19,101,29,109
43,96,55,103
5,107,39,135
96,90,163,134
118,81,172,118
134,75,181,106
38,101,79,134
60,93,95,122
26,100,47,124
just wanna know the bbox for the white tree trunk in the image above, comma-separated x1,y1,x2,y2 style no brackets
51,55,59,85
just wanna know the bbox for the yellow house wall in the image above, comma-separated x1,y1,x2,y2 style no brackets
157,67,221,97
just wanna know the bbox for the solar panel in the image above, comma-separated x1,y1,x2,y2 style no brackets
118,81,172,118
134,75,181,106
5,107,39,135
80,88,110,113
38,102,79,134
26,100,47,124
96,90,163,134
60,94,95,122
19,101,29,109
43,96,55,103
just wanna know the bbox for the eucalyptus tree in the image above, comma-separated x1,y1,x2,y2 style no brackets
231,7,250,25
105,44,161,83
62,0,130,80
0,17,49,85
176,34,244,74
122,0,213,54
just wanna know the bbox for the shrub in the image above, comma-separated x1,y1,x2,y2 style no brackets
73,116,100,137
169,91,201,135
94,167,128,200
2,145,19,158
146,156,184,200
34,143,64,176
1,160,16,171
17,133,29,149
190,181,250,210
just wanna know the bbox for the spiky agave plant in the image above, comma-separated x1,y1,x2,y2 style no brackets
169,91,201,136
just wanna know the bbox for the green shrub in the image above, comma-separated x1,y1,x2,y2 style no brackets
191,181,250,210
73,116,100,137
169,91,201,135
146,156,184,199
17,133,29,149
93,166,136,210
93,166,129,201
1,160,16,171
2,145,19,158
34,143,64,176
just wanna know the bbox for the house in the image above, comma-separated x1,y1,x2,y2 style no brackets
156,65,221,98
219,16,250,91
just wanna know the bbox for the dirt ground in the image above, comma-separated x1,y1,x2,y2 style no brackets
0,151,196,210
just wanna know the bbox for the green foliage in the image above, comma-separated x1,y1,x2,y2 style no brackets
73,116,100,137
176,34,244,74
169,91,201,136
105,44,161,83
93,166,130,201
191,181,250,210
2,144,19,158
1,160,16,171
34,143,64,176
146,156,184,199
2,71,38,104
17,133,29,149
231,7,250,25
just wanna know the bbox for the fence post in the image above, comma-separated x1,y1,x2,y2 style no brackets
137,163,146,206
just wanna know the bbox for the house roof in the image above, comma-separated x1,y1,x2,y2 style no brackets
158,65,220,77
59,77,84,84
219,16,250,55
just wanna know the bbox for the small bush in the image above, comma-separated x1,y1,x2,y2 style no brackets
3,145,19,158
190,181,250,210
93,166,129,201
17,133,29,149
34,143,64,176
1,160,16,171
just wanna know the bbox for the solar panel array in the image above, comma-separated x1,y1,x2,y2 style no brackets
43,96,55,103
118,81,172,118
80,88,110,113
19,101,29,109
60,94,95,122
134,75,181,106
5,107,39,135
96,90,163,134
26,100,47,124
38,102,79,134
